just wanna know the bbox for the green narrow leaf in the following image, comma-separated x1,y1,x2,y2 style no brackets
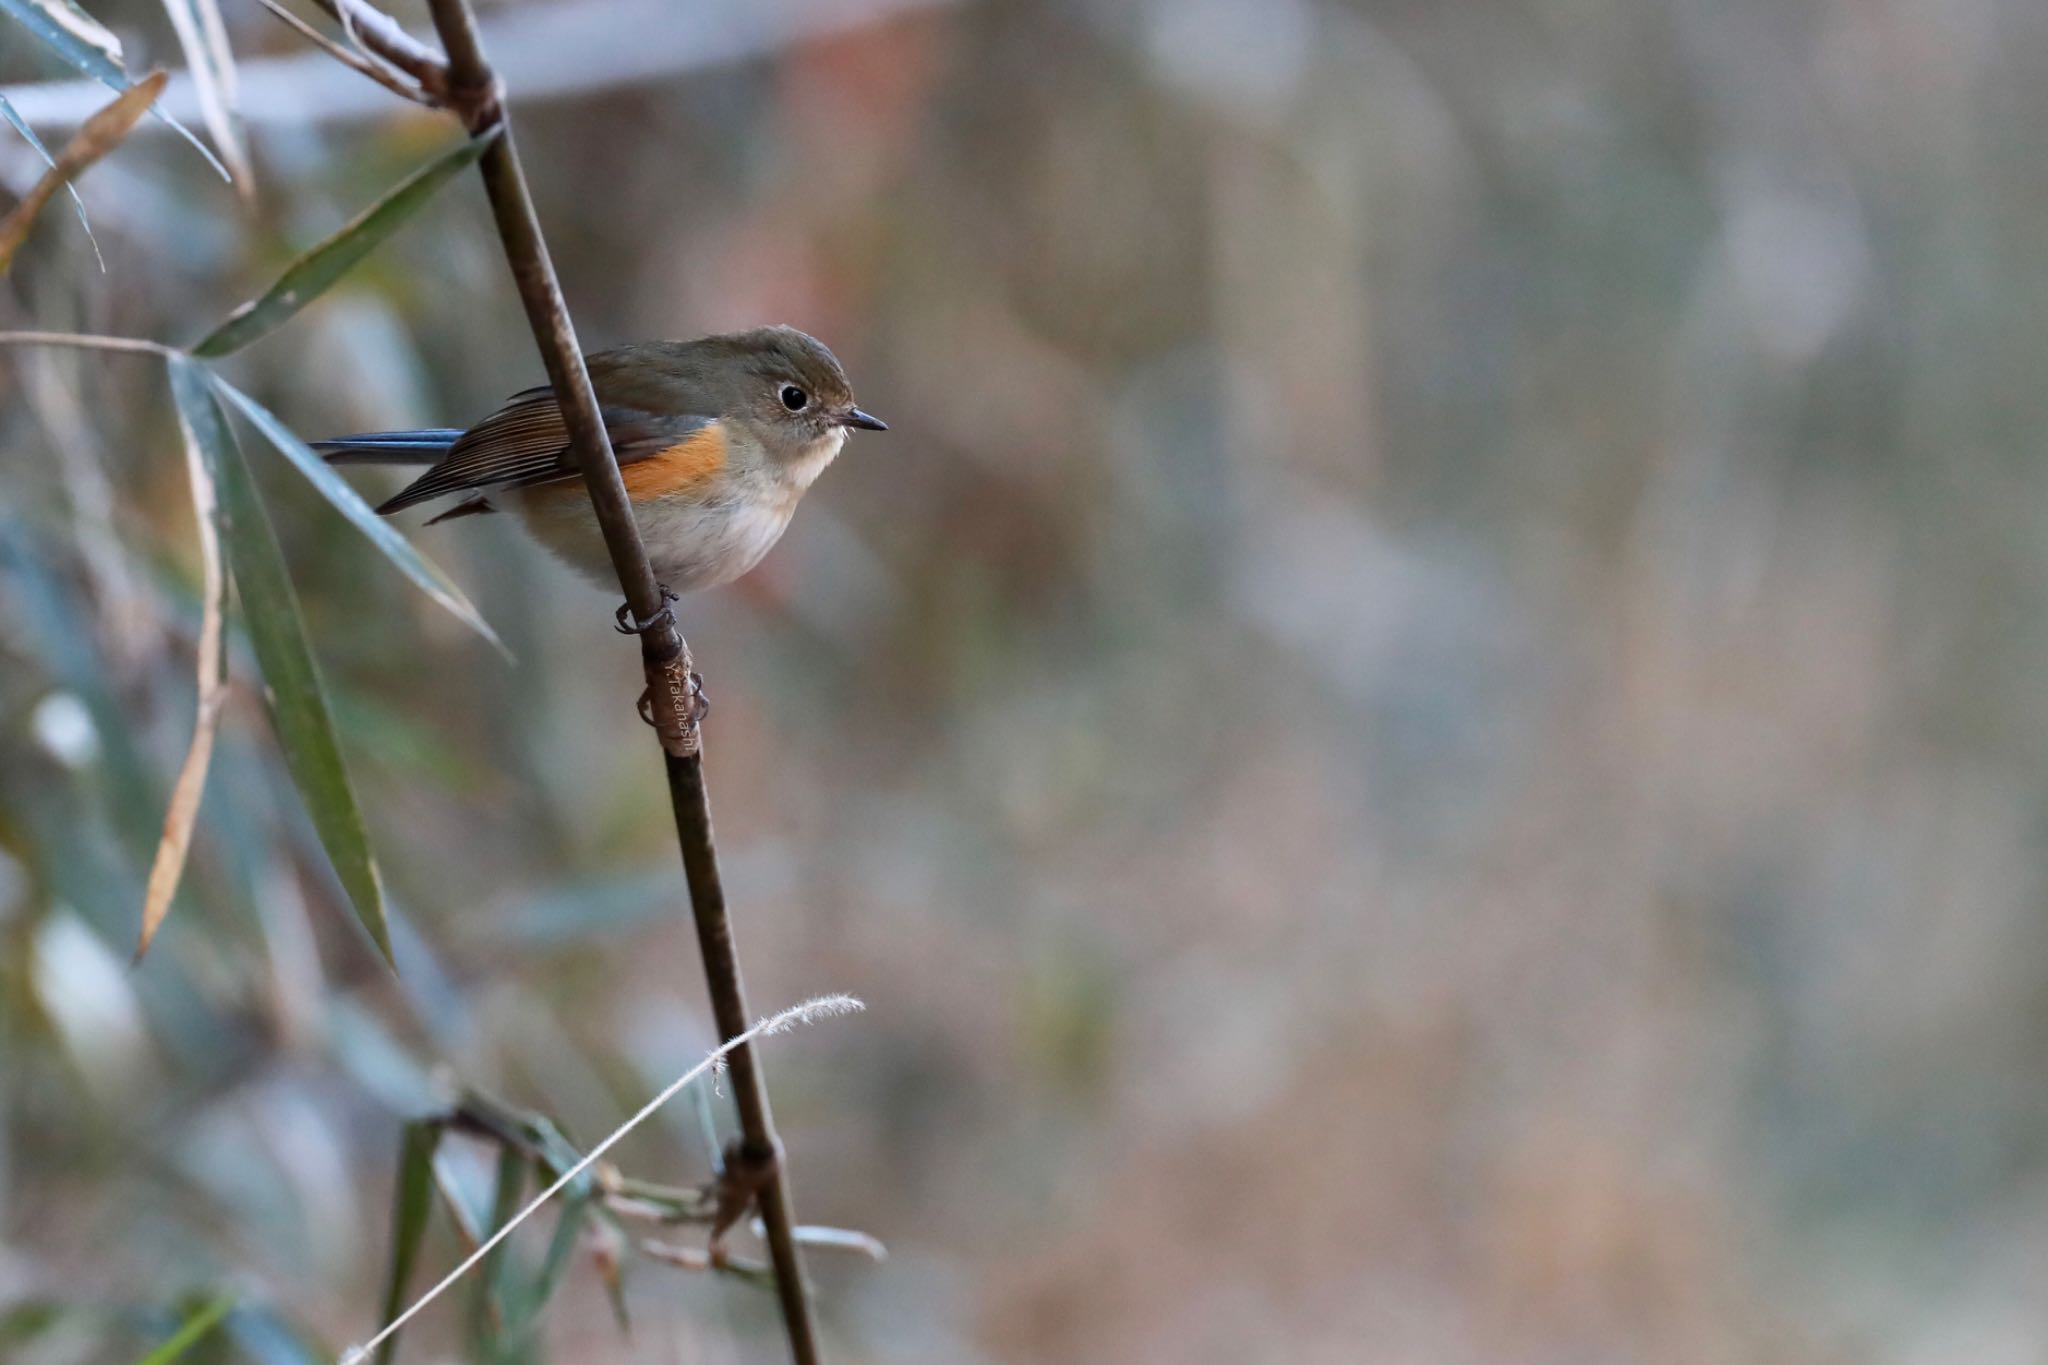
430,1149,489,1245
373,1119,442,1365
133,1294,233,1365
450,1091,587,1188
518,1193,592,1337
0,91,99,267
521,1117,588,1192
1,0,122,80
469,1146,527,1357
0,0,228,178
165,354,392,963
210,377,502,650
156,0,248,189
191,129,500,357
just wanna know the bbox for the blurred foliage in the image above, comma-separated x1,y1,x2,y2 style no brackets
6,0,2048,1361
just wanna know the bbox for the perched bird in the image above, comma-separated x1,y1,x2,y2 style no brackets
317,325,886,596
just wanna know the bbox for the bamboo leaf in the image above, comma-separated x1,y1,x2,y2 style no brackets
166,354,392,964
0,91,98,266
137,352,232,961
470,1146,526,1355
4,0,121,76
522,1116,588,1191
373,1119,442,1365
211,376,501,650
0,70,162,271
519,1193,592,1334
156,0,248,190
133,1294,233,1365
191,129,500,357
429,1158,483,1254
0,0,226,177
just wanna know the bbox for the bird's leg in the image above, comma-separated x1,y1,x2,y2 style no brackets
621,587,707,754
614,586,681,636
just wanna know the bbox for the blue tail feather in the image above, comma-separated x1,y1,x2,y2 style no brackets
315,429,463,465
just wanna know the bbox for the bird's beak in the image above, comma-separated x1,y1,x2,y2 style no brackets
842,407,889,432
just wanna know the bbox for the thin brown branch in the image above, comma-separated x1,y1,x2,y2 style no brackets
305,0,451,103
249,0,432,105
641,1237,774,1283
297,0,829,1357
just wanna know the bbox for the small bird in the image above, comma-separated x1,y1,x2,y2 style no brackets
317,326,885,597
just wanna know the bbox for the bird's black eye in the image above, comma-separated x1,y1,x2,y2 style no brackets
779,384,809,411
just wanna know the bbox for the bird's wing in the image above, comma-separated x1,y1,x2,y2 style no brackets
376,385,718,514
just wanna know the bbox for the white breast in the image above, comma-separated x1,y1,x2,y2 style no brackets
511,429,841,593
638,494,799,592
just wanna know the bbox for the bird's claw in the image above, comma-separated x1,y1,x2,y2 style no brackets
614,587,681,636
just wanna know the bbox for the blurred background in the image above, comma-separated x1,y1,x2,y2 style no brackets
5,0,2048,1359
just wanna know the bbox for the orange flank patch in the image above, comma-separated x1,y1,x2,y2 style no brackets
621,424,728,499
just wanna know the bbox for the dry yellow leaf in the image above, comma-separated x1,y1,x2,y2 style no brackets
0,69,167,271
